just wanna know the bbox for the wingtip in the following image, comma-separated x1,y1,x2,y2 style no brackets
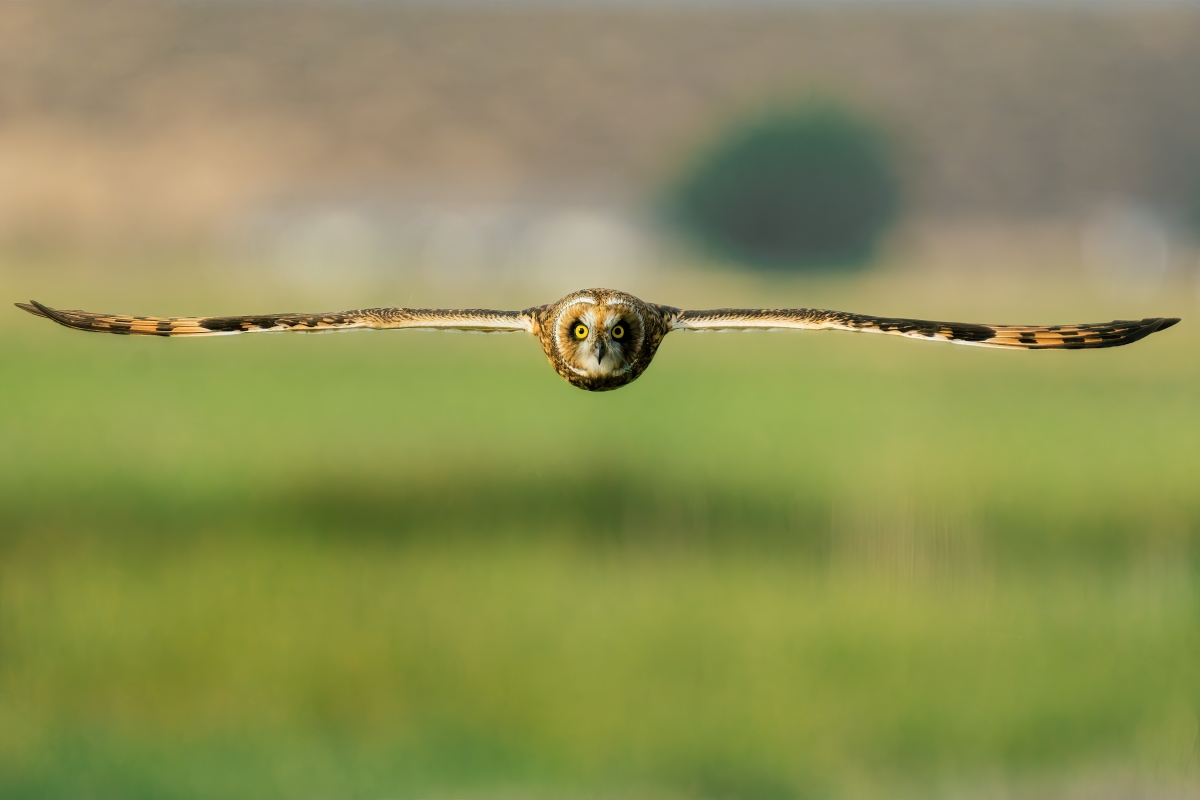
1115,316,1182,347
15,301,48,318
16,300,78,329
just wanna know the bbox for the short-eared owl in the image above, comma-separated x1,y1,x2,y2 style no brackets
16,289,1180,392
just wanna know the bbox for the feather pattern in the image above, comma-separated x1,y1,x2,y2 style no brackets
15,301,533,336
671,307,1180,350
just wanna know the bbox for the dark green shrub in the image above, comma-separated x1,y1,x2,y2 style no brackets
666,104,900,270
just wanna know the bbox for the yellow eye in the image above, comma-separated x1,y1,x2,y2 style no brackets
612,325,625,339
573,324,589,340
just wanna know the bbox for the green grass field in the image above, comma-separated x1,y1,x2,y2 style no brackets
2,260,1198,799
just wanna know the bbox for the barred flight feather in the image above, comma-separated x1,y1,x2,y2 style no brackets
671,308,1180,350
16,302,532,336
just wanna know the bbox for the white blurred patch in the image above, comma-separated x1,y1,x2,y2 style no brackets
1081,200,1172,299
417,206,515,286
522,209,651,292
270,208,382,289
231,200,659,292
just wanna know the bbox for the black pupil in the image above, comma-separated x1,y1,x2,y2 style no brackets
614,326,623,337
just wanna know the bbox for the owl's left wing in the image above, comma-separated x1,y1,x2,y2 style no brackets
16,301,534,336
668,307,1179,349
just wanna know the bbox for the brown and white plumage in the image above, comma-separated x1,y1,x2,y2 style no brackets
669,307,1179,350
15,300,531,336
15,289,1180,392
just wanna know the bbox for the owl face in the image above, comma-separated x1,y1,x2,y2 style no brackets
537,289,666,391
557,299,643,377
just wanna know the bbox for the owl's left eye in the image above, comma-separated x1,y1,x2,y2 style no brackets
611,324,625,339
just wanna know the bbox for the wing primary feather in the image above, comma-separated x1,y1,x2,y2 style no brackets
671,307,1180,349
15,302,49,319
15,301,533,336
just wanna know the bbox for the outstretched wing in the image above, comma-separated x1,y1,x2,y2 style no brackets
15,301,534,336
670,307,1180,349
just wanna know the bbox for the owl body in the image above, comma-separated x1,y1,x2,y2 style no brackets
530,289,676,392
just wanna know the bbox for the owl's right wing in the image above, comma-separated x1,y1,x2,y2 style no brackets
668,307,1179,349
16,301,537,336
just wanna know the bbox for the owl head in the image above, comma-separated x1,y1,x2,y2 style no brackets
534,289,671,391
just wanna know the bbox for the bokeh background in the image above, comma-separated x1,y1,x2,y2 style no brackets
2,2,1199,798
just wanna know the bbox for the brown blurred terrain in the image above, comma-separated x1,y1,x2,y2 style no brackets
2,1,1200,246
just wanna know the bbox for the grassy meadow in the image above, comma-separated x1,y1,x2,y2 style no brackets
1,256,1198,799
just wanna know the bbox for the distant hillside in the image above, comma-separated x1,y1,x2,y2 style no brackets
1,1,1198,242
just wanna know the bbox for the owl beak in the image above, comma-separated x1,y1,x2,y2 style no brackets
594,337,608,365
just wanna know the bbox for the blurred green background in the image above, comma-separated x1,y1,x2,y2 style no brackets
3,259,1196,800
2,2,1199,799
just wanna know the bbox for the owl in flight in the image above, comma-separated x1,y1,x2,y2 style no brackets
16,288,1180,392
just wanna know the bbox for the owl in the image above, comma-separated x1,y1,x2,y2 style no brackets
16,288,1180,392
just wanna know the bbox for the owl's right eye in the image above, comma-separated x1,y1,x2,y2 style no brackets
573,323,589,340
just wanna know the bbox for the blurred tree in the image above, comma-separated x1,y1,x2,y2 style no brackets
667,104,899,271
